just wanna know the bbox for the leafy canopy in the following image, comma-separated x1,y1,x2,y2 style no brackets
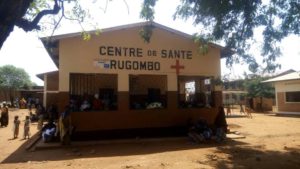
0,65,32,89
243,74,274,99
141,0,300,73
1,0,299,74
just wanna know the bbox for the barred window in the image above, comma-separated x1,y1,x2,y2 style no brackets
286,91,300,102
69,73,118,111
178,76,214,108
129,75,167,110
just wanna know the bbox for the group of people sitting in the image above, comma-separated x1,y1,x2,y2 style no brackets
69,94,117,112
40,105,73,145
188,106,228,143
39,104,228,144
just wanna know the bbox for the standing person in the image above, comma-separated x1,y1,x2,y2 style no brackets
1,103,9,127
226,105,231,116
239,103,245,114
0,105,1,126
13,116,21,139
214,106,228,142
36,104,45,130
58,106,72,145
23,116,31,139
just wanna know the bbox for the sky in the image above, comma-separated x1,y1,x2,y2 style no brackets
0,0,299,85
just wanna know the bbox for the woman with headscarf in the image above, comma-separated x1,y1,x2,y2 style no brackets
58,105,72,145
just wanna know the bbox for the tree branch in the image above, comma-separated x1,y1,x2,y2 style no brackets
16,0,61,31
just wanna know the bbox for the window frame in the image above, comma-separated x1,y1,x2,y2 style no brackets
285,91,300,103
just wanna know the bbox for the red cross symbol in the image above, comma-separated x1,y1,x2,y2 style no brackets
170,59,185,75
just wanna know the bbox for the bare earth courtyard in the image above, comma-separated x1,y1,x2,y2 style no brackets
0,109,299,169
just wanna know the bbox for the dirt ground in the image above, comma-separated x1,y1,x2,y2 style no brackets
0,108,299,169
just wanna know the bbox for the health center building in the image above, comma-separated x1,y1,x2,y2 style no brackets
39,21,229,134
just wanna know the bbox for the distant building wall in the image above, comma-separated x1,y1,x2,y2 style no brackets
46,72,59,91
252,97,274,111
277,92,300,112
275,80,300,112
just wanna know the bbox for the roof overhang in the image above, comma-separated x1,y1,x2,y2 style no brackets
262,71,300,83
36,70,59,81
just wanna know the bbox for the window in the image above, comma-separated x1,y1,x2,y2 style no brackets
69,73,118,111
129,75,167,109
224,94,229,100
286,91,300,102
178,76,214,108
232,93,237,101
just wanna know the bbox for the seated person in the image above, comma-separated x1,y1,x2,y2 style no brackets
41,120,57,142
80,100,91,111
146,102,163,109
188,119,212,143
92,94,103,110
29,111,38,122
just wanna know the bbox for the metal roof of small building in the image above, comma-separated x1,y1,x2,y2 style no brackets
263,71,300,83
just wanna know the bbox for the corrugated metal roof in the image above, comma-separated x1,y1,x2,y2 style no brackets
263,71,300,83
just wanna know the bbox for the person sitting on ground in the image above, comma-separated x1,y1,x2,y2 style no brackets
41,119,57,142
188,119,213,143
29,109,38,122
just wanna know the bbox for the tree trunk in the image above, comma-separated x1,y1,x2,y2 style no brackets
260,96,263,112
0,0,33,49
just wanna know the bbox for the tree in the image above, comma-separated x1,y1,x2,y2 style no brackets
141,0,300,73
0,0,299,72
0,65,33,106
243,74,275,111
0,0,92,49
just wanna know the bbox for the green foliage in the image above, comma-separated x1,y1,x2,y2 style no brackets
27,0,51,19
243,75,274,99
1,0,298,74
0,65,32,89
140,0,157,21
192,33,214,55
139,0,157,43
139,24,154,43
142,0,300,73
81,31,91,41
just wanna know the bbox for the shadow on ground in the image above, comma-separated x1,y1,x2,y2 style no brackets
209,144,300,169
225,114,251,118
1,135,247,164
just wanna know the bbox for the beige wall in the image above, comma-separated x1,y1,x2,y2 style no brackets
275,80,300,92
59,26,221,92
277,92,300,112
46,72,59,91
253,97,274,111
274,79,300,112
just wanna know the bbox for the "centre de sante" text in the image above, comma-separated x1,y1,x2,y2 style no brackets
99,46,192,59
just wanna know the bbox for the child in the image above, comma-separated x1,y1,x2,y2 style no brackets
24,116,30,139
13,116,21,139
